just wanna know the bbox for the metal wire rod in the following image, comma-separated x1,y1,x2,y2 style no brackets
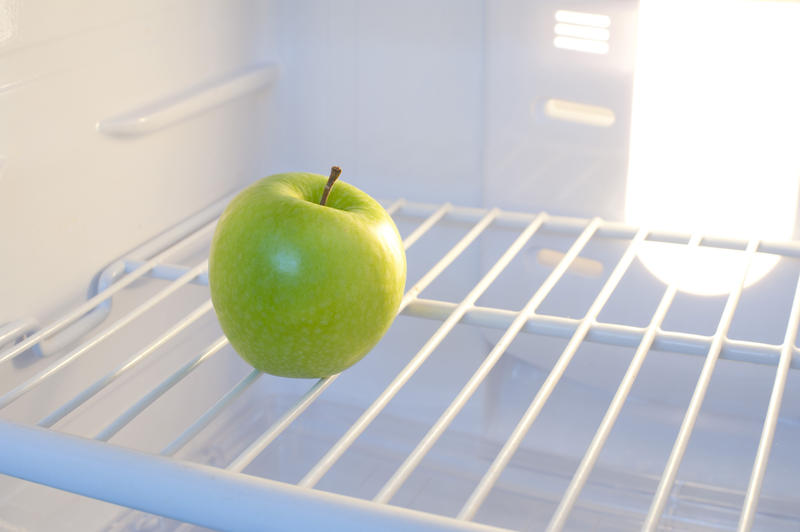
400,300,793,368
299,214,549,489
0,221,216,365
546,235,703,531
94,336,230,442
226,210,501,476
458,228,650,521
643,240,759,531
0,261,210,410
164,203,486,465
160,369,263,457
375,219,603,505
227,377,335,473
37,300,214,428
737,270,800,531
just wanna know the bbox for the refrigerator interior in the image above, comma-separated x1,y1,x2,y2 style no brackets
2,1,800,531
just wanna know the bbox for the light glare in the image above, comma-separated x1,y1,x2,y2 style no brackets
626,0,800,296
553,36,609,55
543,99,615,127
554,23,610,41
555,10,611,28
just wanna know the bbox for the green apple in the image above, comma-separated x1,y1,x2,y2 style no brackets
208,169,406,378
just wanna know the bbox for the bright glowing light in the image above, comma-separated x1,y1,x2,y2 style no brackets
626,0,800,296
554,23,610,42
555,10,611,28
543,99,615,127
553,10,611,55
553,36,609,55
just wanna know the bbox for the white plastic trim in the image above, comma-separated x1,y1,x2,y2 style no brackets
97,63,279,137
0,420,507,532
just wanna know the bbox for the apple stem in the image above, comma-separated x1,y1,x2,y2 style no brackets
319,166,342,206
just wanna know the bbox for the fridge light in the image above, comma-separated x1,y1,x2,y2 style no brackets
543,99,615,127
554,23,610,42
625,0,800,296
553,10,611,55
554,10,611,28
553,36,609,55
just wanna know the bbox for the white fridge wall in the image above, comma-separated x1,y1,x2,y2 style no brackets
264,0,485,206
1,0,493,327
2,0,643,327
483,0,637,218
0,0,275,325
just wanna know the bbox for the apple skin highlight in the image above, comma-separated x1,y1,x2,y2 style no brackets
209,172,407,378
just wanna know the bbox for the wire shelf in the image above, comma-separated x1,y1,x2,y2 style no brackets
1,197,800,532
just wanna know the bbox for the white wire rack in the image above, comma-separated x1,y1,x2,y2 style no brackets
1,196,800,531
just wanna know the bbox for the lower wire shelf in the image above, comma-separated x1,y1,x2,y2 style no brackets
1,197,800,531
